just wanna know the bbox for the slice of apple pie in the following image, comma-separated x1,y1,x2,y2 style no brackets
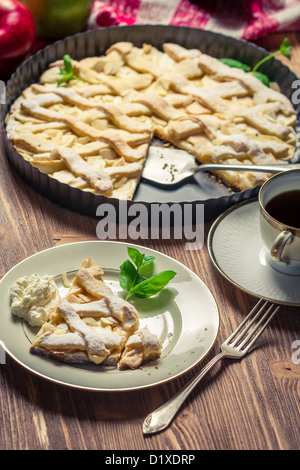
6,41,297,197
30,258,162,369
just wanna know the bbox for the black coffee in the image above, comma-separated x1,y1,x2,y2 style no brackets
265,190,300,229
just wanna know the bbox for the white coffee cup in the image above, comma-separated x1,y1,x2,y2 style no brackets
259,169,300,276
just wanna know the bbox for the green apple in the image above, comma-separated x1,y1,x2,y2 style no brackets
21,0,93,39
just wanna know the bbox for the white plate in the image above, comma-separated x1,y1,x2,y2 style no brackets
208,199,300,306
0,241,219,391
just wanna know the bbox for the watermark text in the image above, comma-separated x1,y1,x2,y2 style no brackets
292,340,300,365
0,81,5,105
96,201,204,251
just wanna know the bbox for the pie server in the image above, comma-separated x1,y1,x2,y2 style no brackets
141,146,300,189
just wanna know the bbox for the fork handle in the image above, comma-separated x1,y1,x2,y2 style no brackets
197,163,300,174
143,351,226,434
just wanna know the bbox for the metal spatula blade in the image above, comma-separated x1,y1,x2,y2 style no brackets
141,146,300,189
141,146,197,186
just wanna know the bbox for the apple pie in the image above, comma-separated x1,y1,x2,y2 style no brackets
6,42,297,198
30,258,162,369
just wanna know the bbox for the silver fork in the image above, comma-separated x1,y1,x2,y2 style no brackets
143,299,280,434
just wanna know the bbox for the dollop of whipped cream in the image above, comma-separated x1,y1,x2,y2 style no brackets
10,274,60,327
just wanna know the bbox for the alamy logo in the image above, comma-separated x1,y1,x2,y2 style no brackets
291,80,300,105
292,340,300,365
96,201,204,251
0,81,5,105
0,342,6,364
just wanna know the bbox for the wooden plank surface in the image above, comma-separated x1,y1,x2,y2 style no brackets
0,31,300,451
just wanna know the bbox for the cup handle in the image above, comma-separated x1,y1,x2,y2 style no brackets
270,230,293,263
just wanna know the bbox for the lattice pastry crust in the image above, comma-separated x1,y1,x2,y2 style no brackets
30,258,162,369
6,42,297,197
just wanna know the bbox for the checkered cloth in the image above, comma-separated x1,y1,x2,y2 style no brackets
88,0,300,40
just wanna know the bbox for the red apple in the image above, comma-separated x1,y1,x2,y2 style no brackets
0,0,35,79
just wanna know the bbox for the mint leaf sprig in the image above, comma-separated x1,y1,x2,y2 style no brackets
252,37,292,72
219,37,292,87
57,54,84,86
218,58,251,72
119,247,176,301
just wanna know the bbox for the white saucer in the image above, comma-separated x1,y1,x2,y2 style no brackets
208,199,300,306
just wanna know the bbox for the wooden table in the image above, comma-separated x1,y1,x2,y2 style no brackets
0,31,300,452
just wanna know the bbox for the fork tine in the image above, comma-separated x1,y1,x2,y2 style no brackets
227,300,279,351
225,298,266,345
238,304,279,351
